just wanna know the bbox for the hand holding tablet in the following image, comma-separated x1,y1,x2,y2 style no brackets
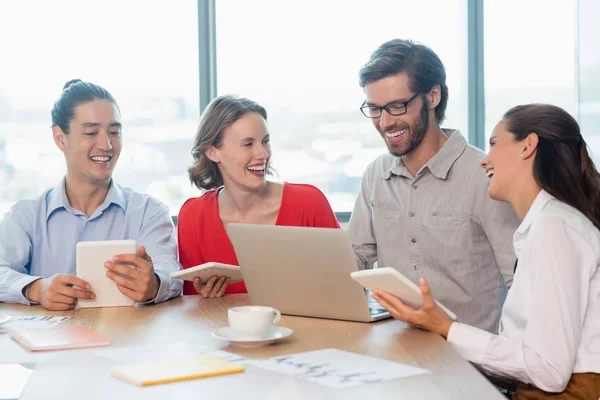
26,273,96,311
170,262,242,283
171,262,242,298
76,240,138,308
351,267,457,320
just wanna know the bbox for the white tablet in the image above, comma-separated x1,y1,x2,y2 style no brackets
76,240,137,308
351,267,457,320
170,262,242,283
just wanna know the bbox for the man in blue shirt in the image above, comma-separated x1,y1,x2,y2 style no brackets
0,79,182,310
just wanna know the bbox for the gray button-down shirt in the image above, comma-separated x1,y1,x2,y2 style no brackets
348,129,519,332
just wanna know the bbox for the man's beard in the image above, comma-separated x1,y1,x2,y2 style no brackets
388,99,429,157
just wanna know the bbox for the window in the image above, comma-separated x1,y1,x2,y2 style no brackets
484,0,578,149
215,0,468,211
0,0,199,214
4,1,590,216
579,0,600,165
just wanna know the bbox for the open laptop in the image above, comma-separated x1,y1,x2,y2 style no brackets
226,224,391,322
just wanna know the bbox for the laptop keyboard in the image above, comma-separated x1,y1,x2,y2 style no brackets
366,290,388,316
369,307,387,315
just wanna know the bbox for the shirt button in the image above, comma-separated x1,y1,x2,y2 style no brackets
413,265,419,270
413,185,418,190
409,212,415,217
410,238,417,244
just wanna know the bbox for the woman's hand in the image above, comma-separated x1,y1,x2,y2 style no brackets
371,278,454,338
193,275,230,298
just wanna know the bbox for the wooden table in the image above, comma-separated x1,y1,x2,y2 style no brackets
0,295,504,399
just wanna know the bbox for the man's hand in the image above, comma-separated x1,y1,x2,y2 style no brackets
105,245,159,303
193,275,230,298
26,274,95,311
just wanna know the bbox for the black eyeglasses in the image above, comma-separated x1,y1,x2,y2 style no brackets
360,90,427,118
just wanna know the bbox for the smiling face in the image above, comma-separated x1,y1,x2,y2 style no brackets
480,121,525,201
53,99,122,186
363,73,429,157
207,112,271,191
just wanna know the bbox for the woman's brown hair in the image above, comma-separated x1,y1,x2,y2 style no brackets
188,95,270,190
504,104,600,229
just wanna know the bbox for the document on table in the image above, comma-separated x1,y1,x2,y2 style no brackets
95,345,429,388
251,348,430,388
0,363,35,399
0,315,70,333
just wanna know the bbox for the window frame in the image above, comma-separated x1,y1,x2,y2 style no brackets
197,0,486,213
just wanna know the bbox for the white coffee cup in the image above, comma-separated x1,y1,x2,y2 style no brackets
228,306,281,339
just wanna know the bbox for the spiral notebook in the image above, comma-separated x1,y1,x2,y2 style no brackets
10,325,111,352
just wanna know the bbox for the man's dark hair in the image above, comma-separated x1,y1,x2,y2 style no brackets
359,39,448,123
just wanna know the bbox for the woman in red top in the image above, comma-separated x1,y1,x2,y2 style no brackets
178,95,340,297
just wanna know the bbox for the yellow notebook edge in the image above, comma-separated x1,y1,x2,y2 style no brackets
112,365,246,387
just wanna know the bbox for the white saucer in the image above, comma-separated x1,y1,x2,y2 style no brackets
212,326,293,348
0,313,11,326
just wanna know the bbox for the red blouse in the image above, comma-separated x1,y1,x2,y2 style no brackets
177,183,340,295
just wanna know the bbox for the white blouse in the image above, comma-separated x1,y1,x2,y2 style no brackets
447,190,600,392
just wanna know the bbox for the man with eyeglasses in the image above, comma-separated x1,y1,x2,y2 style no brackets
348,39,519,333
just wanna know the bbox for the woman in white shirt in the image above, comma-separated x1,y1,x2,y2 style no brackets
372,104,600,398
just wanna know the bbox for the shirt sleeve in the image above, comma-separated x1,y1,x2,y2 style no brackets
177,200,205,295
137,201,183,304
448,217,594,392
347,167,377,270
476,176,519,287
0,204,41,305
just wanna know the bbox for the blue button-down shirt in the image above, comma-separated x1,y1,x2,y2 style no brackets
0,179,182,305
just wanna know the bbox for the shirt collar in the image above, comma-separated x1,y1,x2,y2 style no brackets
423,129,467,179
513,189,555,257
382,157,407,180
382,129,467,180
46,178,126,220
515,189,554,236
101,181,126,212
